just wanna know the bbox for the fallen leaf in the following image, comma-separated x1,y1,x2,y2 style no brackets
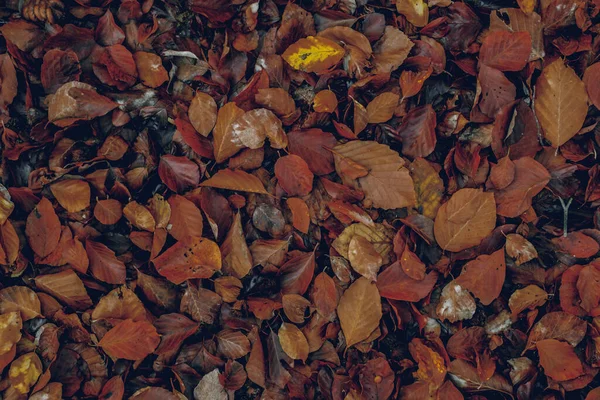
123,201,156,232
434,189,497,252
395,104,437,159
282,36,345,73
534,59,588,148
333,141,417,209
337,277,382,347
508,285,548,315
525,311,587,351
348,235,383,281
456,249,506,305
86,240,126,284
479,31,532,71
158,155,200,194
0,312,21,355
35,270,92,311
278,322,309,361
200,169,268,194
366,92,399,124
275,155,314,196
396,0,429,27
26,198,61,258
436,281,477,323
288,129,337,176
217,330,251,359
536,339,584,381
152,237,221,284
98,319,160,361
48,82,118,127
221,213,253,278
188,91,218,137
50,180,90,213
0,286,41,321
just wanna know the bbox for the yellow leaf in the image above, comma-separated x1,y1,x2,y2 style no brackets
9,352,42,394
278,322,309,361
283,36,345,74
396,0,429,27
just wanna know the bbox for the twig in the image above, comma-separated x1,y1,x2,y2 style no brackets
558,197,573,238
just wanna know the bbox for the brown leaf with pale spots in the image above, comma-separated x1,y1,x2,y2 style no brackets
0,286,41,321
505,234,538,265
348,235,383,281
337,277,382,347
217,330,251,359
526,311,587,351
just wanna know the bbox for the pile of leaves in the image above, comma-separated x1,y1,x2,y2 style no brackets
2,0,600,398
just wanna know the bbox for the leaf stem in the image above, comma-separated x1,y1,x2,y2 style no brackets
558,197,573,238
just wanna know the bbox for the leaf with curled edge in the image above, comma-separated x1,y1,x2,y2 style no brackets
152,237,221,284
200,169,268,194
449,359,512,395
86,240,126,284
48,81,118,127
333,141,416,210
337,277,382,348
433,188,496,252
534,59,588,148
490,8,544,61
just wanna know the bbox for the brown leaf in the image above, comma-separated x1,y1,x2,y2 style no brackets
337,277,382,347
0,54,18,113
583,62,600,110
508,285,548,315
187,91,218,137
48,82,118,127
167,195,203,244
275,155,314,196
35,269,93,311
86,240,126,284
536,339,584,381
26,197,61,258
0,286,41,321
366,92,399,124
98,376,125,400
313,90,338,113
456,249,506,305
98,319,160,361
286,198,310,234
434,188,497,252
490,8,544,61
534,59,588,148
409,338,447,389
94,199,123,225
505,233,538,265
396,0,429,27
152,237,221,284
288,129,337,176
200,169,268,194
348,235,383,281
0,312,22,356
576,263,600,313
436,281,477,323
377,261,438,301
526,311,587,351
333,141,416,209
213,102,246,163
255,88,296,118
249,239,289,267
332,223,394,263
282,294,311,324
92,286,146,322
400,247,426,281
449,359,512,395
41,49,81,94
180,283,222,324
494,157,550,217
9,352,42,395
279,250,316,295
221,213,253,278
553,232,600,259
134,52,168,88
154,313,199,355
278,322,309,361
217,330,251,359
395,104,437,159
372,26,413,73
480,31,532,71
123,201,156,232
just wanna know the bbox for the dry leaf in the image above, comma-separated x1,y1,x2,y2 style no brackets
0,286,41,321
98,319,160,360
337,277,382,347
348,235,383,281
437,281,477,323
434,189,496,252
26,198,61,258
508,285,548,315
366,92,399,124
282,36,345,73
456,249,505,305
221,213,253,278
189,92,217,137
536,339,583,381
50,180,91,212
200,169,268,194
278,322,309,361
396,0,429,27
534,59,588,148
153,237,221,284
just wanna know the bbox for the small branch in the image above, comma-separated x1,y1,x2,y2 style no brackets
558,197,573,238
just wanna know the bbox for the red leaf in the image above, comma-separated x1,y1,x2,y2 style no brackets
154,313,199,355
455,249,506,305
25,198,61,258
41,49,81,94
92,44,138,90
377,261,438,301
85,240,126,284
536,338,584,381
288,129,337,176
394,104,437,159
158,155,200,193
279,251,316,295
479,31,532,71
274,155,314,196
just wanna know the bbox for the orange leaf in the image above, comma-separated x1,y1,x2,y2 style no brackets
200,169,268,194
92,286,146,322
337,277,382,347
134,51,168,88
278,322,309,361
377,262,438,302
479,31,532,71
94,199,123,225
456,249,506,305
366,92,399,124
286,198,310,234
221,213,253,278
536,339,584,381
434,188,496,252
123,201,156,232
167,195,203,243
275,155,314,196
534,59,588,148
0,312,22,356
50,180,91,212
99,319,160,361
508,285,548,315
0,286,41,321
152,237,221,284
313,90,338,113
35,269,92,310
396,0,429,27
